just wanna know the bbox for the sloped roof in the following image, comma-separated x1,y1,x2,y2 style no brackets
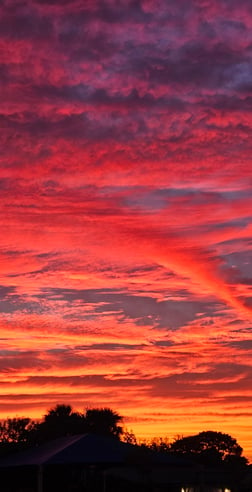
0,434,189,468
0,434,131,466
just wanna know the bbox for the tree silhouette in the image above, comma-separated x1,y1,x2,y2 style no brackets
148,437,171,453
36,404,85,442
31,405,123,443
45,404,73,421
170,430,246,465
0,418,36,444
0,407,248,477
122,429,138,445
84,408,123,439
0,417,38,456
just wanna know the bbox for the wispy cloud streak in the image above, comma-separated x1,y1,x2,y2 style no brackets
0,0,252,460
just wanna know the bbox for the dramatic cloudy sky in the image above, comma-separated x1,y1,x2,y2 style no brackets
1,0,252,458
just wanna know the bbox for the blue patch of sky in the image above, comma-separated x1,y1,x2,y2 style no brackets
214,217,251,229
97,185,251,211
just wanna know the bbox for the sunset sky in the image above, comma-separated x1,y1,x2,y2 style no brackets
1,0,252,460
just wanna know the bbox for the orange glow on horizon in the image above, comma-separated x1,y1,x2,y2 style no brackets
0,0,252,466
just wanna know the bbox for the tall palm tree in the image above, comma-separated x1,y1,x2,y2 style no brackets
38,404,84,441
84,408,123,439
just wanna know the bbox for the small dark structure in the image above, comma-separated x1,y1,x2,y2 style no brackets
0,434,234,492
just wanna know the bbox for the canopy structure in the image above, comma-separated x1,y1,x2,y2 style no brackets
0,433,185,467
0,433,134,466
0,434,199,492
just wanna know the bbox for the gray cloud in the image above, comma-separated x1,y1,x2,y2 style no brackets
39,287,220,329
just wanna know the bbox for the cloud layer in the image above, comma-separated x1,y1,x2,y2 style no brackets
0,0,252,459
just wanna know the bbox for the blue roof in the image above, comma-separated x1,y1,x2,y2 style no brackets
0,434,133,466
0,434,189,468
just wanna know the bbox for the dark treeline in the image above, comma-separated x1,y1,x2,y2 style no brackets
0,404,249,471
0,405,123,455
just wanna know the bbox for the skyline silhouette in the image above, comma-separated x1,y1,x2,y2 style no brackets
0,0,252,462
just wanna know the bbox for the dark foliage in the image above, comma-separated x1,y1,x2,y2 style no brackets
84,407,123,439
170,430,248,467
0,404,124,451
0,417,36,444
0,408,248,478
34,404,85,443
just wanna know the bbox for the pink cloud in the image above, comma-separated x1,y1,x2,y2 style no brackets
0,0,252,461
